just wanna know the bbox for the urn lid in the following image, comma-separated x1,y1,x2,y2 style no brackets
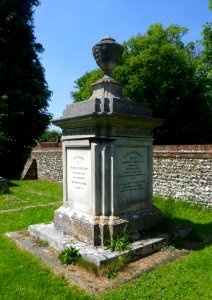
92,36,123,77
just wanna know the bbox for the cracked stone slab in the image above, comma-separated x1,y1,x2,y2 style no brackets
28,222,169,267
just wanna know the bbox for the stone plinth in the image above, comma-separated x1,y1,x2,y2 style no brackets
27,223,168,267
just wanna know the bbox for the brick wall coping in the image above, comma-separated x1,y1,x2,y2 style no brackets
35,143,212,151
32,144,212,158
35,142,62,149
153,145,212,158
32,149,62,154
32,142,62,153
153,145,212,152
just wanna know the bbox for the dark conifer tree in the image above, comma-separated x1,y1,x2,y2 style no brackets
0,0,52,177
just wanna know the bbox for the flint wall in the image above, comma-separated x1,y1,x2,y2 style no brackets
25,143,212,207
153,145,211,208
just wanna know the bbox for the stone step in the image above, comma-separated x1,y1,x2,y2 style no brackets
29,222,169,267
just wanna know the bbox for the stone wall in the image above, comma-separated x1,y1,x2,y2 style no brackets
24,144,212,207
153,145,212,208
28,143,62,183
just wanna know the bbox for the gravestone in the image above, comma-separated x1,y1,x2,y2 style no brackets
29,37,164,261
0,176,9,194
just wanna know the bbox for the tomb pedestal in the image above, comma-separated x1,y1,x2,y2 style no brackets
52,89,163,245
30,36,164,248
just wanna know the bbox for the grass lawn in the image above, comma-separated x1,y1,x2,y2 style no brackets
0,180,211,299
0,180,62,210
99,198,212,300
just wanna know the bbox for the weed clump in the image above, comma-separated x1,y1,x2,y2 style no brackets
35,238,49,247
59,246,81,265
106,268,118,279
106,226,131,252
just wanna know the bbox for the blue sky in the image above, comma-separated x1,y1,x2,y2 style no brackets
34,0,211,127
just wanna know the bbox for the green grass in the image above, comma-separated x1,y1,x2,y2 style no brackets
99,197,212,299
154,195,212,240
0,206,90,300
0,180,62,210
0,181,211,299
99,245,212,299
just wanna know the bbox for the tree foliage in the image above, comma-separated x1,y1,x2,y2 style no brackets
0,0,52,177
71,69,103,102
38,130,61,143
198,22,212,123
71,24,211,144
200,22,212,77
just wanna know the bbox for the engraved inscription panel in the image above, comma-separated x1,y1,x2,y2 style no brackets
67,149,91,211
118,147,148,204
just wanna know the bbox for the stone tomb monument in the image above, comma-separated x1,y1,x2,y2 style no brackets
29,36,164,263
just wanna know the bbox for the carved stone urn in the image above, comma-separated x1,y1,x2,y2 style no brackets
92,35,123,77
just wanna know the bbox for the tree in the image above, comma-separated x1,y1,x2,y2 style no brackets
38,130,61,143
200,22,212,76
200,22,212,124
71,24,211,144
71,69,103,102
0,0,52,177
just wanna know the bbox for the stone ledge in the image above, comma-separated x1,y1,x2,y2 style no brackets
28,222,169,267
62,97,152,119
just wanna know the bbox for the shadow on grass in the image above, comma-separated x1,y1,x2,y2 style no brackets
152,196,212,250
7,180,20,188
2,180,20,195
157,215,212,251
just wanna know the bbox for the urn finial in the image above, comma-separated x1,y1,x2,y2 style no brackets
92,36,123,77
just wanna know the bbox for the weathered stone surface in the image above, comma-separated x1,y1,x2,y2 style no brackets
0,177,8,194
28,222,168,267
92,36,123,77
52,136,162,245
90,76,124,99
57,97,158,130
54,206,162,246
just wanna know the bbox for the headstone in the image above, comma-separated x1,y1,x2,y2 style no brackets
29,36,164,250
0,177,9,194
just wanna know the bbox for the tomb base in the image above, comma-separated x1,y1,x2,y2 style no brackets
54,205,162,246
26,223,169,268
